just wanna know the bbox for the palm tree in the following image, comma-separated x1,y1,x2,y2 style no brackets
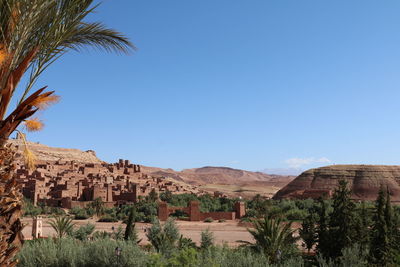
239,216,298,263
48,216,75,239
0,1,133,265
90,197,105,217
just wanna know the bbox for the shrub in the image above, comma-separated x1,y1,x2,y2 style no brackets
240,217,252,223
98,215,118,222
74,209,89,220
146,218,180,256
177,235,197,249
18,238,148,267
168,248,199,266
200,229,214,250
16,238,307,267
170,209,189,219
22,198,42,217
49,207,66,215
204,217,214,223
218,219,226,223
285,209,308,221
73,223,95,241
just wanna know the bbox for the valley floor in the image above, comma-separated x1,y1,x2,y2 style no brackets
21,218,254,246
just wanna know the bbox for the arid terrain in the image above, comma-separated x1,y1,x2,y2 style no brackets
139,166,294,198
274,164,400,202
10,139,294,198
21,217,254,246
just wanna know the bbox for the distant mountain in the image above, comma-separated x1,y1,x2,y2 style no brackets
260,168,303,176
142,165,295,187
9,138,295,197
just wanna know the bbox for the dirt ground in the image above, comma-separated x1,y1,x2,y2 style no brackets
21,218,254,247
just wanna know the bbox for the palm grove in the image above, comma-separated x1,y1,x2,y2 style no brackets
0,1,133,266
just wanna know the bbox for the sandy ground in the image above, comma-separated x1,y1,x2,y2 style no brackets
21,218,254,246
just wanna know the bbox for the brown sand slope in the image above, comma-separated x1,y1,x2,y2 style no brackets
8,139,102,164
273,165,400,201
142,165,294,187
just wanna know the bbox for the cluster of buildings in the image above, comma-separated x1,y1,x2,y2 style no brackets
18,159,199,209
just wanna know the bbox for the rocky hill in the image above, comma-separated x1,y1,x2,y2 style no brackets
8,139,102,164
273,165,400,201
141,165,294,187
8,139,294,197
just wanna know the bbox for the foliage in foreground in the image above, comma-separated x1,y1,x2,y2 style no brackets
239,216,299,263
17,238,303,267
18,237,385,267
17,238,147,267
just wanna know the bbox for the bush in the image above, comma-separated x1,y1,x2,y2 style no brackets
22,198,42,217
73,223,95,241
70,207,89,220
98,215,118,222
74,210,89,220
204,217,214,223
200,229,214,250
170,209,189,219
285,209,308,221
218,219,226,223
17,238,148,267
240,217,252,223
17,238,306,267
146,218,180,256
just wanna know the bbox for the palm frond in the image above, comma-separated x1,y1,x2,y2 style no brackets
0,0,134,118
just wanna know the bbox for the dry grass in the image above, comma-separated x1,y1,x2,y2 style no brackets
24,118,44,132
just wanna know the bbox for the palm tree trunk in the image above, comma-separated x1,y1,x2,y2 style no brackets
0,145,23,267
0,88,56,266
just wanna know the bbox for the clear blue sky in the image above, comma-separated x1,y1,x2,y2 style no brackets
20,0,400,172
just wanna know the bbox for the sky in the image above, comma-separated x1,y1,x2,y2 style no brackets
15,0,400,173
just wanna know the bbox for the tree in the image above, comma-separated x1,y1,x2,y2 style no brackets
90,197,105,217
0,1,132,265
200,228,214,250
354,201,371,251
177,235,196,249
316,197,331,258
160,189,173,203
146,218,180,256
370,187,396,265
147,188,159,202
327,179,357,259
48,216,75,239
124,206,139,243
73,223,95,241
299,211,317,253
239,216,297,264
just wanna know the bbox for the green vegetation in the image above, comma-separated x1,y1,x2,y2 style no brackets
200,228,214,250
239,216,298,264
204,217,214,223
146,218,180,256
19,181,400,266
124,206,139,243
48,216,75,239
